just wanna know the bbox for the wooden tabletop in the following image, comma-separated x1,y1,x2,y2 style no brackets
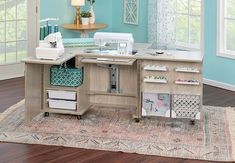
61,23,107,31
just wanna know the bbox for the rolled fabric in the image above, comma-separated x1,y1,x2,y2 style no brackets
44,25,48,38
54,25,59,33
48,24,52,34
40,26,44,40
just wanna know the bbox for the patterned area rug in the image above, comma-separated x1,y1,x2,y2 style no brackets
0,100,235,161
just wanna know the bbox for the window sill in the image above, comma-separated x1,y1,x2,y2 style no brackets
175,42,201,51
217,51,235,60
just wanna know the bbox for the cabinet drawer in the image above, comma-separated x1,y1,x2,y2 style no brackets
48,99,77,110
47,90,77,100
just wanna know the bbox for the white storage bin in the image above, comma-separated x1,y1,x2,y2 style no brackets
48,99,77,110
47,90,76,100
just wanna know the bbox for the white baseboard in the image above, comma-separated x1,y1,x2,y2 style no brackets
203,78,235,92
0,63,24,80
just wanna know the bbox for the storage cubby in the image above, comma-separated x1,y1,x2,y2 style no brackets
175,67,200,73
140,59,202,120
171,94,201,120
144,65,168,72
175,80,200,86
142,92,171,117
144,76,167,84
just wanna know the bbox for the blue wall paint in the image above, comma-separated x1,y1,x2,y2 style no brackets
204,0,235,85
204,0,235,86
112,0,148,43
40,0,113,38
41,0,235,86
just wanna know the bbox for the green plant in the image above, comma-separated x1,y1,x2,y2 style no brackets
80,11,91,18
87,0,95,5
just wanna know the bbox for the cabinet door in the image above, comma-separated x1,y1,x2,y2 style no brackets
142,92,171,117
171,94,201,120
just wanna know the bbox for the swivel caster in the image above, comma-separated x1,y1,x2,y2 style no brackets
44,112,50,117
190,120,195,125
77,115,82,120
134,118,140,123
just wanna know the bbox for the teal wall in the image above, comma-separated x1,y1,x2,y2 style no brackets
40,0,113,38
204,0,235,86
112,0,148,43
41,0,235,86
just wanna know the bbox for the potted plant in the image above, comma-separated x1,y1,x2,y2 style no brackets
80,11,91,25
87,0,95,24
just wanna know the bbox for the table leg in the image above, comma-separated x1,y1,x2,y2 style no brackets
80,30,89,38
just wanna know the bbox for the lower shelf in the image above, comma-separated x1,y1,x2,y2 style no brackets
47,99,77,111
43,108,79,115
144,79,167,84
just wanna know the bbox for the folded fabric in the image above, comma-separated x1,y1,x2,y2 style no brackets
63,38,95,47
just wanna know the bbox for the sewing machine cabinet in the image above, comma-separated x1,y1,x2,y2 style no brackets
23,44,203,123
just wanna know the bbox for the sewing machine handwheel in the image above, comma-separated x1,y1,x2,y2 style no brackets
134,118,140,123
77,115,82,120
44,112,50,117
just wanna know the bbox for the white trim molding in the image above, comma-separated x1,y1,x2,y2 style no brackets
217,0,235,59
0,64,24,80
203,78,235,92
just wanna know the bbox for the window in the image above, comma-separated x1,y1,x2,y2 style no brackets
0,0,27,65
218,0,235,58
175,0,202,50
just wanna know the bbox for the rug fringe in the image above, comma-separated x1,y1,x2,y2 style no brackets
0,100,25,123
226,107,235,161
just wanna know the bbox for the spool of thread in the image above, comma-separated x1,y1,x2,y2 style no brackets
40,26,44,40
43,25,48,38
54,24,59,33
48,24,52,34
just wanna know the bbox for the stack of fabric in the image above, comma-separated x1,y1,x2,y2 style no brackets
63,38,95,47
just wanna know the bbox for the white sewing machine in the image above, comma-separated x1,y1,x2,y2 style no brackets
93,32,134,55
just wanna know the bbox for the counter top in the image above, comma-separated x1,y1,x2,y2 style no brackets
22,43,203,65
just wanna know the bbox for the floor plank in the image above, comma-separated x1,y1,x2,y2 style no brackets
0,77,234,163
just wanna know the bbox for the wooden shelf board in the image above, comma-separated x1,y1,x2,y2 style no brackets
88,91,137,97
143,79,168,84
175,69,200,73
81,58,136,66
175,81,200,86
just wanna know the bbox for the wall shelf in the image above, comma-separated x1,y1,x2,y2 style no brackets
144,65,167,72
175,81,200,86
144,78,167,84
175,67,199,73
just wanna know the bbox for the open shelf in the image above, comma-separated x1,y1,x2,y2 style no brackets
175,80,200,86
175,67,200,73
81,58,136,66
46,85,78,91
88,90,136,97
144,78,167,84
144,65,167,72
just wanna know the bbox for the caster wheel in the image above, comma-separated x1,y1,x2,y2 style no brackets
77,115,82,120
190,120,195,125
44,112,49,117
134,118,140,123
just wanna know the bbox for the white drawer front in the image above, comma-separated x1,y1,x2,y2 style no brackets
48,99,77,110
47,90,76,100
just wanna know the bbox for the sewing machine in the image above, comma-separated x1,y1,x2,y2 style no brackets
93,32,134,55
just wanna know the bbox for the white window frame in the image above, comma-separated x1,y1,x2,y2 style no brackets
0,0,38,80
217,0,235,59
175,0,204,52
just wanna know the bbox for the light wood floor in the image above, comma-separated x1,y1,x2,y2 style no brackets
0,77,235,163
